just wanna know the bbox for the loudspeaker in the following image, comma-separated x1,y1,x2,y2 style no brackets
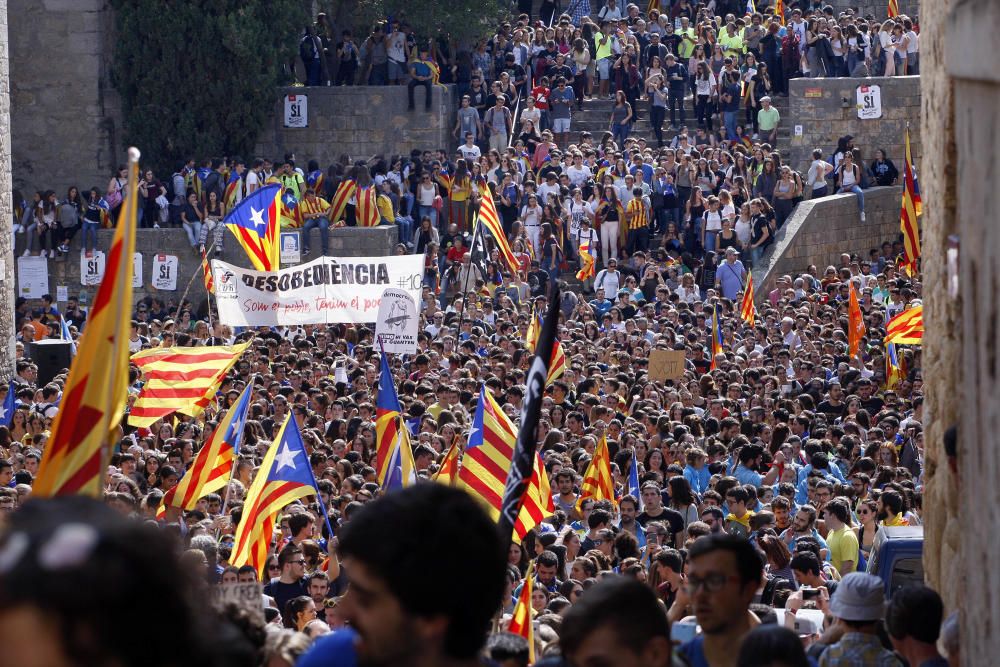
30,340,73,386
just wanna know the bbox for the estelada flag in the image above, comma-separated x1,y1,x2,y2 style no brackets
157,383,253,517
224,183,281,271
33,150,141,497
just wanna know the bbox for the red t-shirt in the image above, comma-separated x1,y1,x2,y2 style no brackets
446,245,466,264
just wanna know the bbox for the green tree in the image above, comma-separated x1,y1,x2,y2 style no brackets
325,0,508,46
110,0,309,175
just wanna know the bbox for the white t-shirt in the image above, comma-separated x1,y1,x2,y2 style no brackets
905,31,919,54
695,72,717,97
520,106,541,129
245,170,260,193
458,144,481,161
566,165,592,187
387,33,407,62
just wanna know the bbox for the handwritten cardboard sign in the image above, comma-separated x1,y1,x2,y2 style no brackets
648,350,686,382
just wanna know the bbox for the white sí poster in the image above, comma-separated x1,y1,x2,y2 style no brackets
151,254,179,291
17,256,49,298
856,84,882,120
212,254,423,327
81,251,106,286
374,288,419,354
284,94,308,128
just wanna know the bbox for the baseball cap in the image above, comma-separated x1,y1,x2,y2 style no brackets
829,572,886,622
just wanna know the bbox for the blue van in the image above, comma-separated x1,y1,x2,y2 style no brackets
865,525,924,597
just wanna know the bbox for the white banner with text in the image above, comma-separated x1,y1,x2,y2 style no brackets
211,255,423,326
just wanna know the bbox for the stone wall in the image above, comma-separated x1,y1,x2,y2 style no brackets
9,0,122,198
13,225,398,308
754,186,901,299
918,0,959,611
255,85,454,166
785,76,921,177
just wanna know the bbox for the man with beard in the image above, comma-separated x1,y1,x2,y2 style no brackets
297,484,505,667
676,534,762,667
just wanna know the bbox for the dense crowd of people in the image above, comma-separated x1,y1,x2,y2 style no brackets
2,2,939,667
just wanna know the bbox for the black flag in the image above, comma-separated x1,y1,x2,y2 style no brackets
498,283,561,545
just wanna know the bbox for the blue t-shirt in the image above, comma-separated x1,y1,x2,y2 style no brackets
297,628,358,667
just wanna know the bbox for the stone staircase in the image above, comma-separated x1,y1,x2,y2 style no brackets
567,91,790,153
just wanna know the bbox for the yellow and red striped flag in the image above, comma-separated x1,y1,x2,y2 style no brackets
356,185,380,227
329,179,356,223
33,149,141,498
458,387,516,520
740,272,756,326
577,434,615,512
709,304,723,370
477,186,520,274
201,249,214,294
884,305,923,345
231,416,321,577
576,239,597,281
884,343,905,389
848,283,866,358
513,452,555,544
432,439,461,485
508,562,535,663
526,309,566,385
775,0,786,24
899,127,922,276
157,383,253,518
888,0,899,18
128,343,249,428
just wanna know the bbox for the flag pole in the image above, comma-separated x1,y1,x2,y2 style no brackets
455,208,484,330
173,240,217,323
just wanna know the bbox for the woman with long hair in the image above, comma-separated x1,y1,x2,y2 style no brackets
609,90,633,148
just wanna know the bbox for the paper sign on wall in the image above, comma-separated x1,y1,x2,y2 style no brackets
17,256,49,299
375,288,419,354
857,84,882,120
280,231,302,265
133,253,143,288
151,254,179,291
284,94,308,128
56,285,68,302
81,251,106,286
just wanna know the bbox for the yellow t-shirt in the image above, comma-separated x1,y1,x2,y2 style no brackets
594,31,613,60
376,193,395,223
826,524,860,574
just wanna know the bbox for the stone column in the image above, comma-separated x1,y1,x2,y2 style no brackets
0,0,14,381
919,0,960,606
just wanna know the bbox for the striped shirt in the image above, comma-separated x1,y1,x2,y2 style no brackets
626,198,648,231
300,195,331,219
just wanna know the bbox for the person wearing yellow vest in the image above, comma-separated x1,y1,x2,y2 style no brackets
719,22,745,59
676,17,697,60
449,159,473,232
594,20,615,99
300,187,331,256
